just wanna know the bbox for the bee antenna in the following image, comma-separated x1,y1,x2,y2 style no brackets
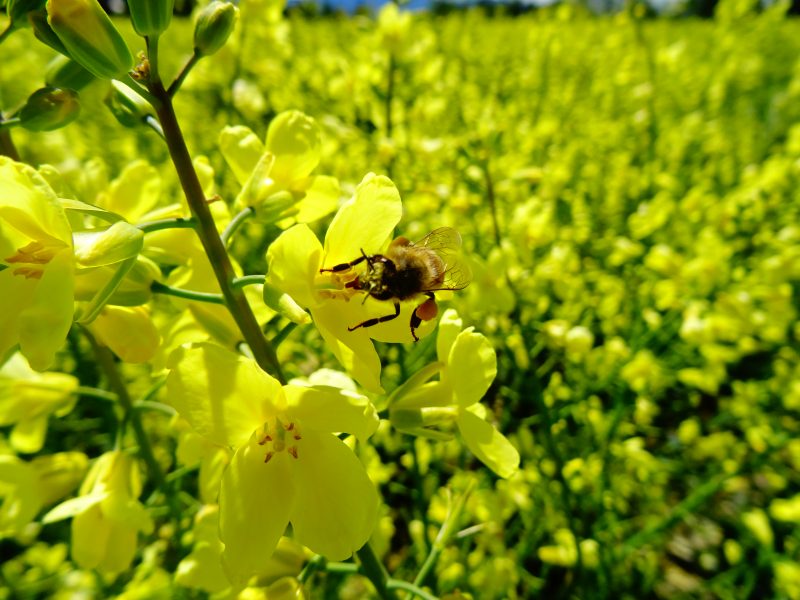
360,249,373,272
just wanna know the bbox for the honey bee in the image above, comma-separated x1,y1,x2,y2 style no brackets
320,227,472,341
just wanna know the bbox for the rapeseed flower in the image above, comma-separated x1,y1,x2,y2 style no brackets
0,158,143,369
43,451,153,574
267,173,433,392
389,309,520,478
166,343,379,586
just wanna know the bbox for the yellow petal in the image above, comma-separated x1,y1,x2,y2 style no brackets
266,110,321,184
311,303,383,393
97,515,138,573
19,249,74,370
436,308,463,363
220,437,295,587
167,343,284,448
456,410,520,479
288,431,378,560
10,415,49,454
284,385,378,442
448,327,497,408
294,175,340,224
322,173,402,268
266,224,322,309
98,160,161,222
219,125,265,186
91,306,160,363
0,269,36,360
0,157,72,246
71,503,110,570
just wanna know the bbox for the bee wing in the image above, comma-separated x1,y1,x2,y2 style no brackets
413,227,472,291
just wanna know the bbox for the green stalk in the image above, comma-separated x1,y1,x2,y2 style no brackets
84,329,166,489
167,51,201,98
221,206,255,246
137,217,196,233
144,36,285,383
151,281,225,305
232,274,265,289
356,544,395,600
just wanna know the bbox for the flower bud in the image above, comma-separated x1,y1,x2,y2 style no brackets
104,79,152,128
128,0,175,37
193,1,238,57
18,87,80,132
7,0,47,28
45,55,95,90
46,0,133,79
29,10,69,55
262,283,310,325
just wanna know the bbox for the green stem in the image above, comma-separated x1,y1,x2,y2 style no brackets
0,114,20,160
137,217,196,233
145,50,286,384
134,400,176,416
232,274,265,289
388,581,437,600
151,281,225,305
167,51,201,98
221,206,255,246
74,386,118,403
356,544,395,600
270,322,297,347
84,329,166,489
0,117,21,130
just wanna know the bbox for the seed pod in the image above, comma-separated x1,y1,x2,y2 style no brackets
46,0,133,80
128,0,175,37
193,1,238,57
19,87,80,132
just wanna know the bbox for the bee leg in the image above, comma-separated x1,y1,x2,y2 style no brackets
410,293,437,342
319,254,368,273
348,301,401,332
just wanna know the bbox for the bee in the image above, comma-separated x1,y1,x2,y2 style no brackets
320,227,472,341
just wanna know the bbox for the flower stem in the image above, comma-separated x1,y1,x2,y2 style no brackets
167,51,201,98
84,329,166,489
74,385,118,403
137,217,196,233
232,274,265,289
0,113,20,160
144,43,285,384
151,281,225,305
221,206,255,246
356,544,395,600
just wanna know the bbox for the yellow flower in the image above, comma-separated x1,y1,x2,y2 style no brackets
389,309,520,479
0,353,78,453
176,505,308,594
220,110,340,223
166,343,379,586
0,451,87,539
0,158,143,370
267,173,435,392
43,451,153,574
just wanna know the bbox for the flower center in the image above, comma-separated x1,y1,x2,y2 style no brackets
5,240,64,280
257,418,302,463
